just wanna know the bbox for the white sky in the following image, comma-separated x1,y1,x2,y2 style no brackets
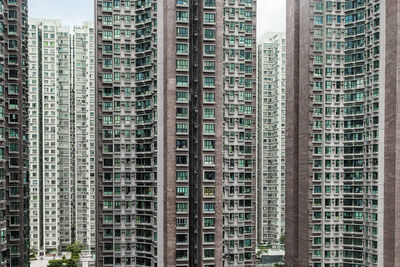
28,0,285,36
29,0,94,26
257,0,286,37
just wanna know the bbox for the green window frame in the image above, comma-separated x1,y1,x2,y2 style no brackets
204,61,215,71
204,218,215,227
204,77,215,87
203,140,215,150
204,93,215,102
204,0,215,7
176,187,188,197
203,124,215,134
204,13,215,23
176,76,188,86
176,171,188,181
203,108,215,118
204,29,215,39
176,123,188,134
176,11,188,21
176,43,188,54
176,59,188,70
176,91,188,102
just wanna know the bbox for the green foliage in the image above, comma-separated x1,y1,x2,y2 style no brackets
47,258,78,267
47,242,85,267
256,246,269,258
279,235,285,244
66,242,85,259
274,264,284,267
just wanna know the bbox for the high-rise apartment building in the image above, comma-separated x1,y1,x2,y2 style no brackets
29,19,73,253
72,22,96,250
0,0,30,266
95,0,256,266
286,0,400,265
257,32,286,246
28,19,95,254
221,1,257,265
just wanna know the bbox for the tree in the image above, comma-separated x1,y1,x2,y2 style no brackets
66,242,85,259
279,235,285,244
256,245,269,258
47,258,78,267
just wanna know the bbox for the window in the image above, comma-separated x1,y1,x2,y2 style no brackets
176,0,188,6
204,202,215,212
103,16,112,25
9,40,17,50
103,73,112,82
326,14,333,24
176,171,188,181
8,55,17,65
204,93,215,102
10,246,19,255
176,218,188,228
8,25,17,35
204,234,215,244
102,102,113,111
204,0,215,7
204,218,215,227
176,76,188,86
176,91,188,102
176,43,188,54
176,234,188,244
104,201,113,209
176,59,188,70
204,45,215,55
204,187,215,196
204,108,215,119
204,156,215,165
204,77,215,87
176,187,188,197
103,30,112,40
177,107,188,117
204,249,215,259
204,140,215,150
176,250,188,260
315,16,323,25
204,13,215,23
204,29,215,39
204,61,215,71
176,155,188,165
103,116,113,125
114,29,121,38
204,124,215,134
176,202,188,212
176,139,188,149
9,144,18,153
9,99,17,109
176,27,188,38
176,123,188,134
176,11,188,21
9,187,19,196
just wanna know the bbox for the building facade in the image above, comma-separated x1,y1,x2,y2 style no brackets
257,32,286,246
286,0,400,265
72,22,96,250
0,0,30,266
95,0,256,266
28,19,95,254
221,0,257,265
